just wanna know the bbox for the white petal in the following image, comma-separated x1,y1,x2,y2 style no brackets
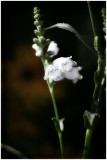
44,64,64,82
32,44,43,57
53,56,77,72
44,56,83,83
36,51,43,57
32,44,40,51
47,41,59,58
64,66,83,83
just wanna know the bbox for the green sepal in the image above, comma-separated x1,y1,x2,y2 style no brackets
52,117,61,134
83,110,100,129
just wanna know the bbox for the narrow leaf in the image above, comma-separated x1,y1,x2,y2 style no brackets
1,144,27,158
46,23,97,55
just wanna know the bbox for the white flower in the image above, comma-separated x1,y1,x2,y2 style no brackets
32,44,43,57
32,44,40,51
47,41,59,58
44,64,64,82
53,56,77,71
44,56,83,83
64,66,83,83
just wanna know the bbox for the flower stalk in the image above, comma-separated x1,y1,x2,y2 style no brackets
49,85,64,158
42,57,64,158
83,129,93,159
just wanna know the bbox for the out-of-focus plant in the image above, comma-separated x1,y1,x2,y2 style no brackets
83,2,106,158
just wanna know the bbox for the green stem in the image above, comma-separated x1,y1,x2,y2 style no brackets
41,57,64,158
83,129,93,159
49,84,64,159
91,57,105,113
58,132,64,159
49,86,59,119
83,58,105,159
88,1,96,37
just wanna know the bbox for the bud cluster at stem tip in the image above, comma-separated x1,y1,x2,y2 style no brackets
33,7,43,38
32,7,50,57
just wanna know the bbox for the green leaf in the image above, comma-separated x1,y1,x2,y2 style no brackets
1,144,27,158
83,110,100,129
46,23,96,55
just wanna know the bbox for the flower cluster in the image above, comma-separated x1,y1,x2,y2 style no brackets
32,7,50,57
44,56,83,83
32,41,59,58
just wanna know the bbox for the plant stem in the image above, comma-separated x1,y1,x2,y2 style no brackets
49,84,64,159
88,1,96,37
50,86,59,120
91,57,105,113
41,57,64,158
83,59,105,159
83,129,93,159
58,131,64,159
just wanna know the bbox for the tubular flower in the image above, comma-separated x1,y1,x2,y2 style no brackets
44,64,64,82
32,44,43,57
44,56,83,83
47,41,59,58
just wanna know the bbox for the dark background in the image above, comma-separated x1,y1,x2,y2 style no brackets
1,1,106,159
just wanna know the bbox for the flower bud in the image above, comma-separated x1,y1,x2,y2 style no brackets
33,38,38,43
47,41,59,58
34,20,39,26
34,14,40,19
36,50,43,57
33,7,38,12
37,25,42,30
